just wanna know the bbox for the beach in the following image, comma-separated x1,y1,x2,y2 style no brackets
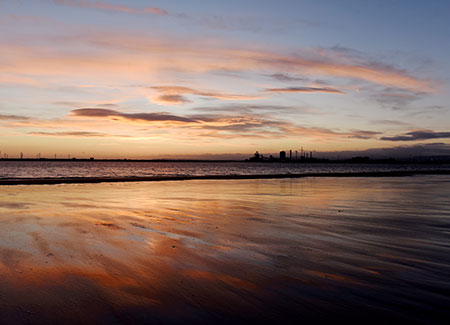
3,0,450,323
0,175,449,323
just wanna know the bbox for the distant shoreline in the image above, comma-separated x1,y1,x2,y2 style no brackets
1,158,449,164
0,170,449,186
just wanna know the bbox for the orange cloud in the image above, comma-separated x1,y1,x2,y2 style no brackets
150,86,262,105
28,131,131,138
253,54,431,92
72,108,198,123
0,31,432,93
4,107,381,143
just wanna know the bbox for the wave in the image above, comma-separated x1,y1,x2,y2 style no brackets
1,170,449,185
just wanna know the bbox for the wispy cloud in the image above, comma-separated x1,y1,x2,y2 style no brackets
253,53,430,91
192,104,321,115
315,143,450,159
0,114,30,121
70,107,371,141
371,119,410,126
363,86,426,109
72,108,198,123
380,130,450,141
150,86,261,105
265,86,345,94
0,32,432,94
183,115,379,141
155,94,191,105
28,131,130,138
4,105,382,143
348,130,381,139
267,73,308,82
53,0,168,15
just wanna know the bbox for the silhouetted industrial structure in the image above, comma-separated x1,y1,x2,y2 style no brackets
248,148,318,162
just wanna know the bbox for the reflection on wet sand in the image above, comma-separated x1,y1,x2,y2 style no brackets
0,176,449,323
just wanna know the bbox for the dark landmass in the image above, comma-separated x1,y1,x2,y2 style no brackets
246,151,450,164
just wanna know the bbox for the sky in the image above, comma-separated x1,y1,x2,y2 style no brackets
0,0,449,159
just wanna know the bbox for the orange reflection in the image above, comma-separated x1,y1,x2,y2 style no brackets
0,176,448,322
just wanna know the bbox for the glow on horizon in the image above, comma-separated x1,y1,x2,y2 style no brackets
0,0,449,158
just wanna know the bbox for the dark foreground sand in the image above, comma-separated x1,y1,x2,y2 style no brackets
0,176,449,323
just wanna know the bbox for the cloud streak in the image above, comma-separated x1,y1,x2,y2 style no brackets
150,86,261,105
380,130,450,141
53,0,168,15
28,131,130,138
192,104,321,115
348,130,381,139
68,107,377,141
362,86,426,110
267,73,308,82
3,105,383,144
0,32,432,94
72,108,198,123
315,143,450,159
371,120,410,126
265,86,345,94
0,114,30,121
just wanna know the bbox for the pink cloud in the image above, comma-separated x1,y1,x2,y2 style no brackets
0,31,433,95
151,86,262,105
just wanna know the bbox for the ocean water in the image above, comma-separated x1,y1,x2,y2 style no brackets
0,176,449,323
0,160,449,179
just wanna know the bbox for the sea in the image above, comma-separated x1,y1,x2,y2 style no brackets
0,160,449,179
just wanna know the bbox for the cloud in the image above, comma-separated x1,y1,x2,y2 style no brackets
265,86,345,94
314,143,450,159
267,73,308,82
348,130,381,139
53,0,168,15
404,105,449,118
28,131,130,138
364,86,425,109
0,32,432,94
0,114,30,121
184,114,380,140
192,104,321,115
68,107,374,141
98,103,119,108
370,120,410,126
3,104,383,143
156,94,191,105
380,130,450,141
72,108,198,123
150,86,261,105
54,101,89,108
253,53,430,91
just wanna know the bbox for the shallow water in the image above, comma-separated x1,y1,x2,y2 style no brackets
1,160,449,179
0,176,449,323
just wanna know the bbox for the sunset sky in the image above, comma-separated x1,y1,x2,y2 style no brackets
1,0,449,159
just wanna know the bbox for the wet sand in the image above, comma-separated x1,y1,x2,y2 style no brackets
0,176,449,323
